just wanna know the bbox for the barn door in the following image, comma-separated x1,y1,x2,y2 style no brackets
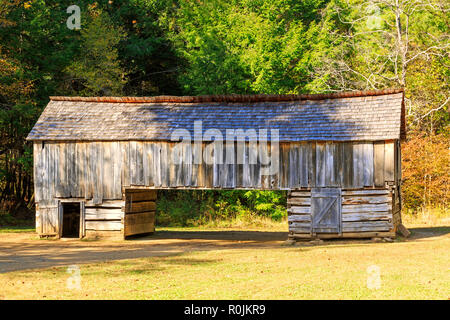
124,189,157,238
37,202,60,237
311,188,342,233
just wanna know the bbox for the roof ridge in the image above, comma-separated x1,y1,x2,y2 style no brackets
49,88,404,104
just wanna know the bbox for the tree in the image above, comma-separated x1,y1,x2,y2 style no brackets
309,0,449,133
0,0,82,214
166,0,327,95
65,7,127,96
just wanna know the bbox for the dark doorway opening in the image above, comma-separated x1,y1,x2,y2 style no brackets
62,202,80,238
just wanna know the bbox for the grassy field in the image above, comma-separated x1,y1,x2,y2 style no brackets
0,220,449,299
0,226,34,233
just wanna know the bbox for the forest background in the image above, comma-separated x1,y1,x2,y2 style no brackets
0,0,448,227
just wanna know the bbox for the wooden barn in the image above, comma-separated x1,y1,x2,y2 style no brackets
27,89,408,240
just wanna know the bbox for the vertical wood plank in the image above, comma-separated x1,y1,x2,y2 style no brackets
242,142,251,188
68,143,76,197
33,143,42,202
183,141,192,187
316,142,326,187
279,143,287,189
352,143,363,188
93,142,103,205
396,140,402,183
56,143,65,197
89,143,97,203
343,142,353,188
112,142,122,199
225,141,235,188
308,142,316,188
191,142,201,187
334,142,343,187
136,142,144,186
168,142,177,187
373,142,385,187
259,139,269,189
204,142,214,188
143,142,151,187
76,143,85,198
269,141,280,189
250,141,260,188
43,143,50,201
102,142,112,199
152,142,161,187
121,141,130,187
289,143,299,189
325,142,335,186
299,142,308,188
212,142,221,188
384,141,395,182
48,143,56,200
84,143,92,199
363,143,374,187
217,142,226,187
129,141,137,185
160,142,169,187
236,141,244,188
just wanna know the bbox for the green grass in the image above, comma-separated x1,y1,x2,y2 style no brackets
403,206,450,227
0,225,34,233
1,208,448,299
0,211,34,232
1,228,449,299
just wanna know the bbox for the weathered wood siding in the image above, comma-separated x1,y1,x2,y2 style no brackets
288,188,395,238
84,199,124,240
34,140,398,204
34,140,400,238
124,189,157,237
35,202,59,236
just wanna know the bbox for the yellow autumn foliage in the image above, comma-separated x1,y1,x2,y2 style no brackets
401,133,449,210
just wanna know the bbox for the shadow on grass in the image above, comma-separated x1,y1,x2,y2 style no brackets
0,230,285,274
130,225,449,243
407,226,449,240
135,230,288,242
1,226,448,274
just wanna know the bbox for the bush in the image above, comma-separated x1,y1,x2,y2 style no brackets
155,190,287,227
0,211,34,227
401,133,449,211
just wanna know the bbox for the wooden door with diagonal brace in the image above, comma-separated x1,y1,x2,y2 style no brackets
311,188,342,233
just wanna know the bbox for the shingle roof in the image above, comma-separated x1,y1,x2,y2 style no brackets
26,89,406,142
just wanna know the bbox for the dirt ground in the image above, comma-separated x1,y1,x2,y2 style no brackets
0,227,448,273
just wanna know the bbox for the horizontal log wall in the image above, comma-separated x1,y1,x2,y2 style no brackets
34,140,398,205
84,200,124,240
123,189,156,237
287,191,312,234
288,188,394,239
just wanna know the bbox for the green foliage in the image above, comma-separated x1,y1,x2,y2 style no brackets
167,0,327,94
65,8,127,96
309,0,449,132
156,190,287,227
243,190,287,221
0,0,448,219
0,211,34,228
